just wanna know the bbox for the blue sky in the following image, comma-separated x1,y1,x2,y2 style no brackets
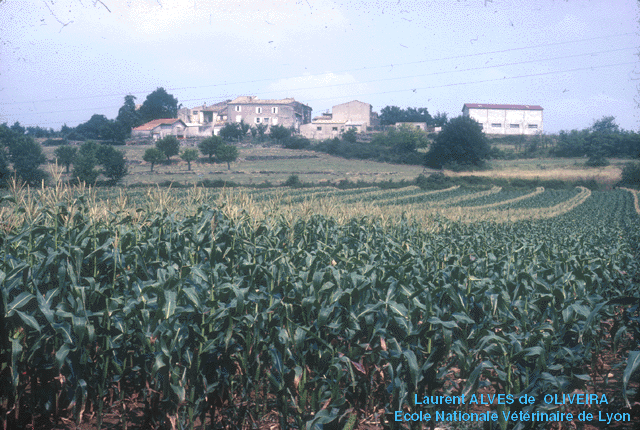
1,0,638,133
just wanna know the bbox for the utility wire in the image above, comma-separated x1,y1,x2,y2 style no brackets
12,60,636,127
0,31,634,106
3,47,635,119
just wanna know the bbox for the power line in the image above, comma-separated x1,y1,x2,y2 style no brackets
3,47,635,119
12,60,636,127
0,31,634,106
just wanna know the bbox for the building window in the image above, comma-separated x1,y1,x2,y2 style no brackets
256,107,263,114
235,106,241,112
332,127,338,131
491,123,501,128
264,118,269,123
510,124,520,129
272,117,278,125
528,124,538,129
235,115,242,123
272,107,278,114
317,126,322,131
255,118,261,124
193,110,198,114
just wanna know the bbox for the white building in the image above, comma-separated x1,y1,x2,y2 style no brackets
462,103,543,135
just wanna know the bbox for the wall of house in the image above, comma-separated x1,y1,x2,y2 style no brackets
226,103,311,130
332,101,372,127
465,107,543,135
300,122,345,140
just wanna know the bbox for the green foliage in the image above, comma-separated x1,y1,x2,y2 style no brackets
415,172,454,190
372,123,429,153
314,125,426,165
620,162,640,187
198,136,223,161
1,188,638,429
71,141,102,184
180,148,199,171
155,135,180,161
219,122,244,141
116,94,141,132
379,105,432,126
138,87,179,123
143,147,165,172
424,115,490,170
72,152,99,184
54,145,77,173
341,127,357,143
282,135,310,149
7,135,48,185
284,174,302,187
255,123,268,140
585,154,610,167
215,144,238,170
553,116,640,159
269,124,291,143
100,146,128,184
0,145,9,186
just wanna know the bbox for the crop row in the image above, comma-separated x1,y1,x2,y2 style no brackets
1,185,639,429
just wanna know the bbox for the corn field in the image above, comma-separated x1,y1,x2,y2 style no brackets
1,182,639,429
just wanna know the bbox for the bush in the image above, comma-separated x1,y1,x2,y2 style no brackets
283,135,311,150
415,172,454,190
284,174,302,187
585,155,609,167
620,162,640,188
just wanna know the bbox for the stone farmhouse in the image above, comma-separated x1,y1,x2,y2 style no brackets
300,100,379,140
177,101,229,137
131,118,188,140
227,96,312,131
462,103,543,135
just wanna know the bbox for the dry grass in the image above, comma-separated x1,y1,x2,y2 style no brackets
445,161,623,186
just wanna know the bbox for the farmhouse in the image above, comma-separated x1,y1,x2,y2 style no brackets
462,103,543,135
300,100,379,139
227,96,312,130
131,118,187,140
178,101,229,137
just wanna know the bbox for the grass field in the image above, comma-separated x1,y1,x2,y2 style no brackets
41,143,625,187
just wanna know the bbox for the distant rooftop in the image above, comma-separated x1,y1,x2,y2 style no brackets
132,118,183,131
463,103,543,111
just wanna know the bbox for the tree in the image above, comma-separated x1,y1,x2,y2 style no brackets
269,124,291,144
138,87,179,123
239,120,250,138
620,162,640,187
54,145,77,173
155,135,180,161
219,123,243,141
73,141,100,184
342,127,357,143
7,135,48,185
424,115,489,170
198,135,223,161
143,147,164,172
255,123,268,141
215,144,238,170
181,149,199,171
432,111,448,127
0,145,10,186
379,106,432,126
116,94,141,133
98,145,128,184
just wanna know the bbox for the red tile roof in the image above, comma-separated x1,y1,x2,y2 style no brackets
463,103,543,111
132,118,184,131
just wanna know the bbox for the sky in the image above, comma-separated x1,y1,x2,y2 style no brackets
0,0,638,134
